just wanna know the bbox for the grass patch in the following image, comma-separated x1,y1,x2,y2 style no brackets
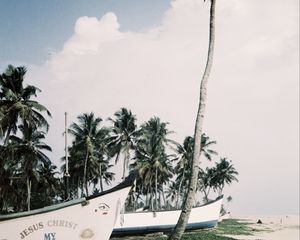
111,232,236,240
110,219,262,240
180,231,236,240
213,219,256,236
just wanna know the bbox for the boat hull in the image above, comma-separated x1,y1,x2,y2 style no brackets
0,181,133,240
112,196,223,236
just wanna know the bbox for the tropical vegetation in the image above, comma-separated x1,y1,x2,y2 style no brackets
0,65,238,225
0,65,54,211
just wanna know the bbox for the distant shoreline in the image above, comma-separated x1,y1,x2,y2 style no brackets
227,215,300,240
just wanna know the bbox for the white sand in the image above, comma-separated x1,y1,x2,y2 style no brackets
229,215,300,240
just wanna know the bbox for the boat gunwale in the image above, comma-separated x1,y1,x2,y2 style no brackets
121,195,223,215
0,171,136,221
0,198,86,221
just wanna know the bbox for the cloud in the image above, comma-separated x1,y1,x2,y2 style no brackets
28,0,299,214
64,12,122,54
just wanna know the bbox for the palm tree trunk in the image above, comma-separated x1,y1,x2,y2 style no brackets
99,162,103,192
122,157,126,180
85,182,89,197
134,192,140,210
77,179,80,198
219,185,224,195
3,127,12,146
158,191,161,210
169,1,216,239
150,189,154,211
146,188,149,207
0,197,3,212
176,168,186,209
83,151,89,196
203,188,210,203
122,150,130,179
26,177,31,211
162,186,167,208
80,181,84,197
155,166,158,211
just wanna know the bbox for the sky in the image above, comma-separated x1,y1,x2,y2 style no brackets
0,0,299,215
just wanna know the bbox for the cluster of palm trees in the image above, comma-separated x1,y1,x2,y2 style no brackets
0,65,60,212
0,65,238,214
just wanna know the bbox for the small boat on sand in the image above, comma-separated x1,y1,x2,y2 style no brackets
0,173,135,240
112,195,223,236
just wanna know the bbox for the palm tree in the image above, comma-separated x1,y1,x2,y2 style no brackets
62,146,84,198
213,158,239,195
174,136,194,209
0,147,22,212
9,124,52,211
0,65,51,145
0,109,4,138
0,169,27,212
198,158,238,203
32,164,62,208
174,134,217,208
0,65,52,211
201,134,218,161
132,117,174,211
91,158,115,192
165,181,178,209
155,154,173,209
108,108,139,179
198,167,216,202
68,112,102,197
93,127,114,192
169,0,217,238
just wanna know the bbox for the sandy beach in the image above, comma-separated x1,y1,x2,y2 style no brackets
229,215,300,240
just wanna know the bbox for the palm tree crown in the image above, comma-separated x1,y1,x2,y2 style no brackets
0,65,51,144
213,158,239,194
108,108,139,179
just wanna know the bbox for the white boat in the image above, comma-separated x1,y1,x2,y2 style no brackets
0,174,135,240
112,196,223,236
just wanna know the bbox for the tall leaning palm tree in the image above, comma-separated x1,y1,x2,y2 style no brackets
169,0,217,239
108,108,139,179
0,65,51,145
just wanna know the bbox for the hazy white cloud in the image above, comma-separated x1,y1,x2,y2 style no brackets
64,12,123,54
28,0,299,214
